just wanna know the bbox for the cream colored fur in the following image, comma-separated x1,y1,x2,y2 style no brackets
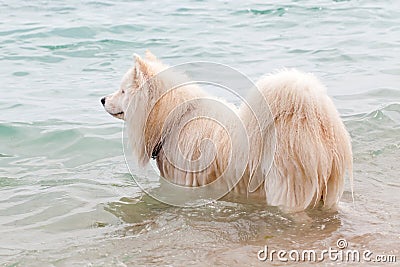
102,51,353,212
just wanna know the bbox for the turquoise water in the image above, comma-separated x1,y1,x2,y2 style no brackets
1,0,399,265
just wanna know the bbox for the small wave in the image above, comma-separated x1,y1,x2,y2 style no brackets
3,53,65,63
40,39,137,54
344,102,399,162
346,102,400,125
336,88,400,101
86,1,114,7
1,122,122,168
50,26,98,39
0,26,45,37
234,8,287,17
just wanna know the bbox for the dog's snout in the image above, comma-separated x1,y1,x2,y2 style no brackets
101,97,106,106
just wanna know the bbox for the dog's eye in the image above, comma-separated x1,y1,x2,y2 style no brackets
121,89,125,94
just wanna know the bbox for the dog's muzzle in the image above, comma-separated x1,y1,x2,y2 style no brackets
100,97,125,120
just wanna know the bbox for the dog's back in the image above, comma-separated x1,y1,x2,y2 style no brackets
240,69,353,211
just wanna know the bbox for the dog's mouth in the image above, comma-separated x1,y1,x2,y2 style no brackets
110,111,124,120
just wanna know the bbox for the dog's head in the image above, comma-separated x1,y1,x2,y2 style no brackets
101,50,160,120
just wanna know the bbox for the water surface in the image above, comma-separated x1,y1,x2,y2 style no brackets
0,0,399,265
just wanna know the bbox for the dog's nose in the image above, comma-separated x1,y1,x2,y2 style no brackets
101,97,106,106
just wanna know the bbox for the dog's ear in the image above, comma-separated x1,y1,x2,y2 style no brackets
145,49,158,62
133,54,154,82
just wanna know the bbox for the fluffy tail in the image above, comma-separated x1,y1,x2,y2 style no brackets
241,69,353,212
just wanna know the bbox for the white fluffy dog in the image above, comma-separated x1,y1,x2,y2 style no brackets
101,51,353,212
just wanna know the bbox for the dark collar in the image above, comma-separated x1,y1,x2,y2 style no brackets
151,140,163,159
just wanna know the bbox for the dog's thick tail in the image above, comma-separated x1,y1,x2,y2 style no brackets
240,69,353,212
